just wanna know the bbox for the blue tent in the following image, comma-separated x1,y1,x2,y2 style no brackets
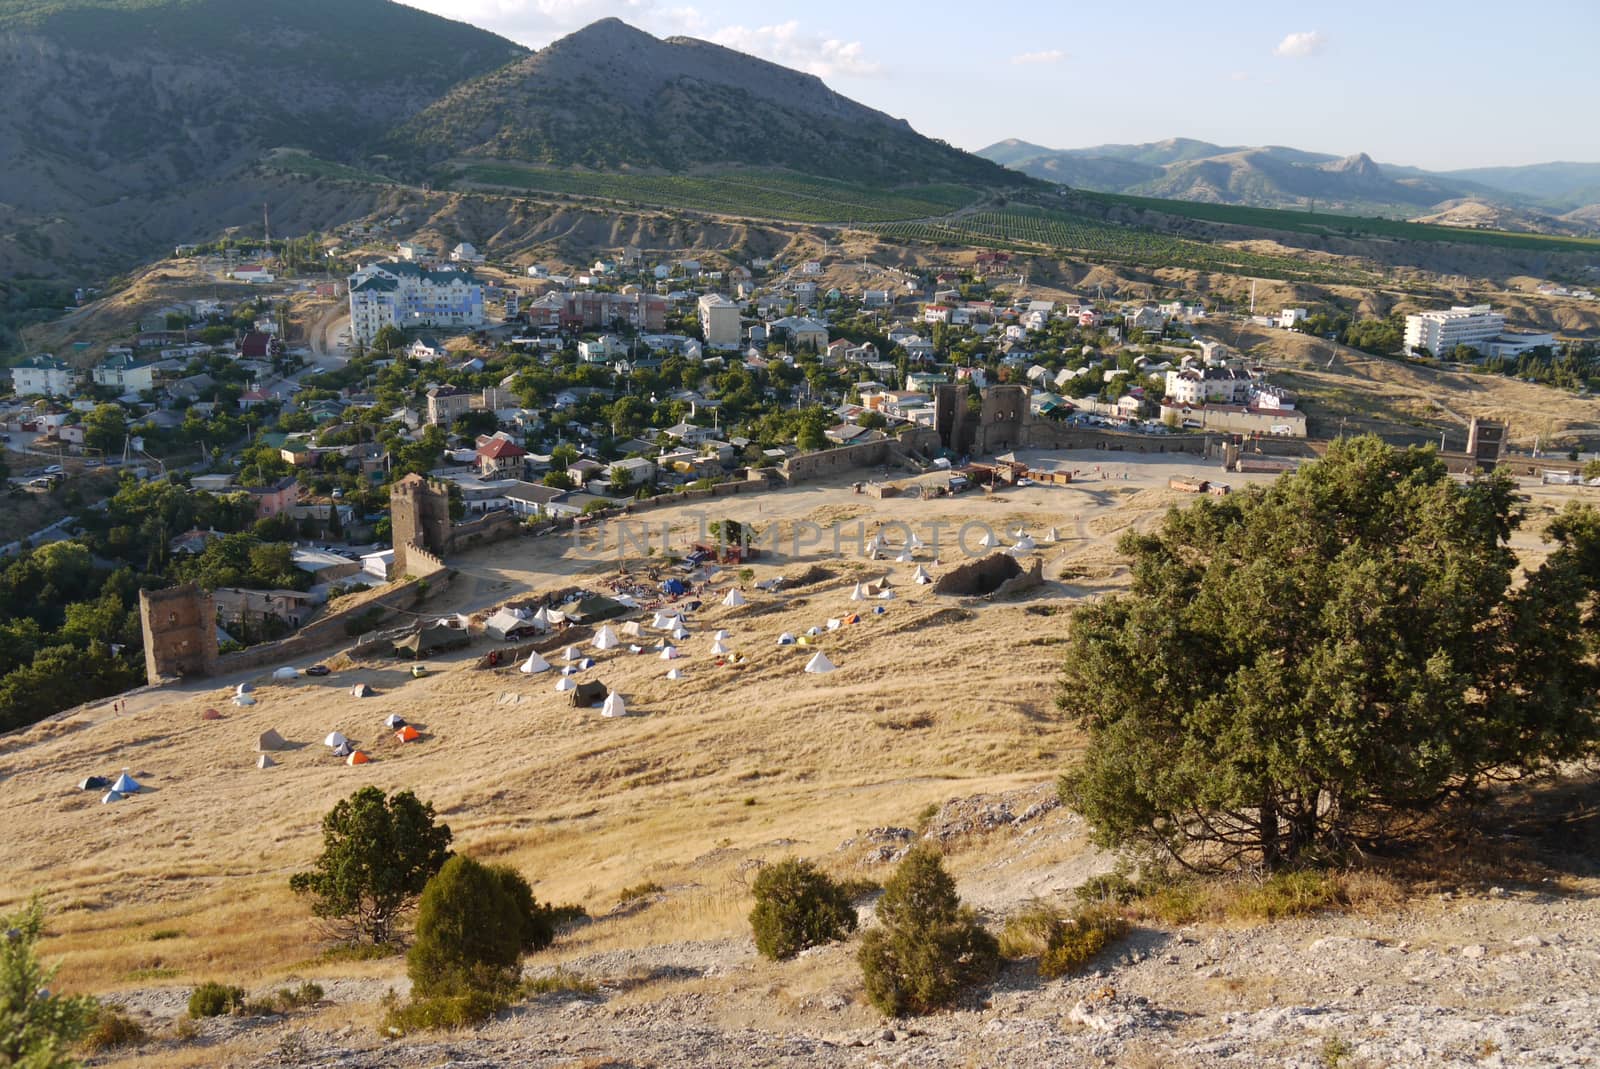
78,775,109,791
662,578,689,596
111,772,141,794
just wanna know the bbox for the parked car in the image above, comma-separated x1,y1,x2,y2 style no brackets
304,664,331,677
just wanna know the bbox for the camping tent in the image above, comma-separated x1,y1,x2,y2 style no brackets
662,578,688,596
257,729,287,751
878,589,896,600
346,751,370,765
202,708,222,721
78,776,109,791
569,680,607,707
592,625,620,651
670,625,690,641
101,790,125,804
485,606,539,640
709,638,731,656
912,566,933,585
1012,536,1037,553
575,657,595,670
554,676,577,692
352,683,377,698
804,652,836,674
721,588,745,608
1046,527,1059,543
562,645,581,661
273,666,297,681
558,594,629,625
233,694,257,707
777,632,796,645
395,725,421,743
533,607,563,628
896,549,914,563
910,533,927,550
659,645,679,660
385,714,406,729
619,620,644,639
324,731,348,749
332,741,354,758
256,754,276,769
519,650,551,674
235,682,253,695
395,621,470,660
849,583,866,601
111,772,141,793
979,531,1000,548
665,667,685,680
713,629,731,641
600,692,626,718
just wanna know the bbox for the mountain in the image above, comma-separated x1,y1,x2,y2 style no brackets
387,19,1018,188
977,137,1600,224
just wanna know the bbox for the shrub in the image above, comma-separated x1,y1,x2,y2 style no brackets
407,856,538,1001
997,899,1064,958
857,847,998,1017
1,896,99,1068
383,990,504,1034
1037,905,1129,980
486,864,557,954
81,1004,148,1053
748,858,858,961
1227,869,1347,921
521,968,599,996
617,880,663,904
1073,871,1139,907
187,981,245,1018
243,981,324,1016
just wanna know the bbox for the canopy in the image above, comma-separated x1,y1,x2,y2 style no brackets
395,725,421,743
804,652,836,674
485,606,540,640
849,583,866,601
709,638,731,656
665,667,685,680
600,692,626,718
721,588,745,608
346,750,370,765
324,731,348,749
273,666,297,681
202,708,222,721
101,790,125,804
659,645,679,660
569,680,607,707
555,676,577,692
592,626,620,651
562,645,582,661
257,729,287,751
256,754,276,769
112,772,141,793
78,775,109,791
662,578,688,596
777,632,796,645
384,714,407,729
519,651,551,674
233,693,257,707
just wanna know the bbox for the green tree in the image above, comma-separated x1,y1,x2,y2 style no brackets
80,404,127,455
542,470,575,490
289,787,453,945
857,847,997,1017
371,325,407,356
0,897,99,1069
1059,436,1600,870
549,444,578,471
607,463,634,495
748,858,858,961
406,856,529,999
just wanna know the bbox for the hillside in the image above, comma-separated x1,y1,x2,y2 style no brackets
388,19,1022,189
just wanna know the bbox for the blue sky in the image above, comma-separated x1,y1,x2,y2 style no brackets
397,0,1598,170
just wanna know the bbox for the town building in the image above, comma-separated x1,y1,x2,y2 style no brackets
698,294,742,349
91,354,156,394
10,354,78,398
425,385,472,426
1404,304,1506,356
347,260,485,344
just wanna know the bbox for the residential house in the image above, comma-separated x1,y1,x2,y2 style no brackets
923,304,952,324
213,587,320,631
665,421,717,445
698,294,742,349
1125,306,1168,334
397,242,428,261
91,354,155,394
477,435,527,478
1164,366,1252,405
503,481,569,519
409,336,447,361
767,315,828,353
242,476,299,518
238,332,275,359
238,388,271,410
863,289,890,309
10,354,78,398
450,242,485,264
605,456,656,490
578,335,625,363
903,337,935,360
425,385,472,426
291,547,361,584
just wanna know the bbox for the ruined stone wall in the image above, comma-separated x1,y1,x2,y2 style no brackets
139,584,219,684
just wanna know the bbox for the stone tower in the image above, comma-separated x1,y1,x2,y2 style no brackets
390,473,452,576
139,584,219,684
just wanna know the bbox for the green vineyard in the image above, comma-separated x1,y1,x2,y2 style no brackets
869,208,1378,285
456,165,980,224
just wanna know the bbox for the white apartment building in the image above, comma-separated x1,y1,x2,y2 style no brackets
1164,366,1252,406
697,294,742,350
348,260,485,345
1404,304,1505,356
10,354,78,398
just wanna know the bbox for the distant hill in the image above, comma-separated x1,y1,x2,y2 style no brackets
388,19,1020,189
978,137,1600,227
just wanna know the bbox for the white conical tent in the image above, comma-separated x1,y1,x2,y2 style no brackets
670,626,689,641
865,536,883,555
1012,536,1037,553
554,676,576,692
659,645,679,660
101,790,125,804
909,533,927,550
896,549,914,563
979,531,1000,548
777,632,796,645
112,772,141,793
324,731,348,749
562,645,581,661
713,629,731,641
804,652,836,674
531,607,555,629
257,754,276,769
709,638,731,656
592,626,620,651
912,565,933,585
665,667,685,680
849,582,866,601
520,650,551,674
722,588,745,608
1045,527,1060,543
650,612,674,629
601,692,626,718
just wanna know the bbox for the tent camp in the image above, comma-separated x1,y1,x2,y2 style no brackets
233,693,257,707
101,790,125,804
485,606,542,641
569,680,607,707
323,731,348,749
804,652,836,674
721,588,745,608
559,594,629,625
665,667,685,680
111,772,141,793
659,645,679,660
709,638,731,656
912,565,933,585
78,775,109,791
257,729,287,751
600,691,626,718
385,714,406,729
592,625,620,651
394,621,470,660
346,751,370,765
256,754,276,769
273,666,297,681
554,676,576,692
849,582,866,601
395,725,421,743
777,632,796,645
519,650,551,674
562,645,581,661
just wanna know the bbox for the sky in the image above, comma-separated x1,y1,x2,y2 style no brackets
395,0,1599,170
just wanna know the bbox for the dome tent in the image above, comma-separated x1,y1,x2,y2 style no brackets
323,731,348,749
385,714,407,729
776,632,796,646
659,645,679,660
78,775,109,791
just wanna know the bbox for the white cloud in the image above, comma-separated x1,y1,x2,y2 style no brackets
1229,70,1249,82
1011,49,1065,66
709,20,882,78
1273,30,1325,58
395,0,693,47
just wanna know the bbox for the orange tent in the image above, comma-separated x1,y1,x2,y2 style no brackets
395,725,420,743
346,750,370,765
844,613,860,625
201,708,222,721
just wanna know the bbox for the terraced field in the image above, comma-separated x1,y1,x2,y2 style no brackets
455,164,981,224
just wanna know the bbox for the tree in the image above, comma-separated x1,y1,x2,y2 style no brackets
81,404,126,455
0,897,99,1069
542,470,575,490
549,444,578,471
290,787,453,945
407,856,541,999
371,324,406,356
607,463,634,496
749,858,857,961
1059,436,1600,870
857,846,997,1017
326,502,344,540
